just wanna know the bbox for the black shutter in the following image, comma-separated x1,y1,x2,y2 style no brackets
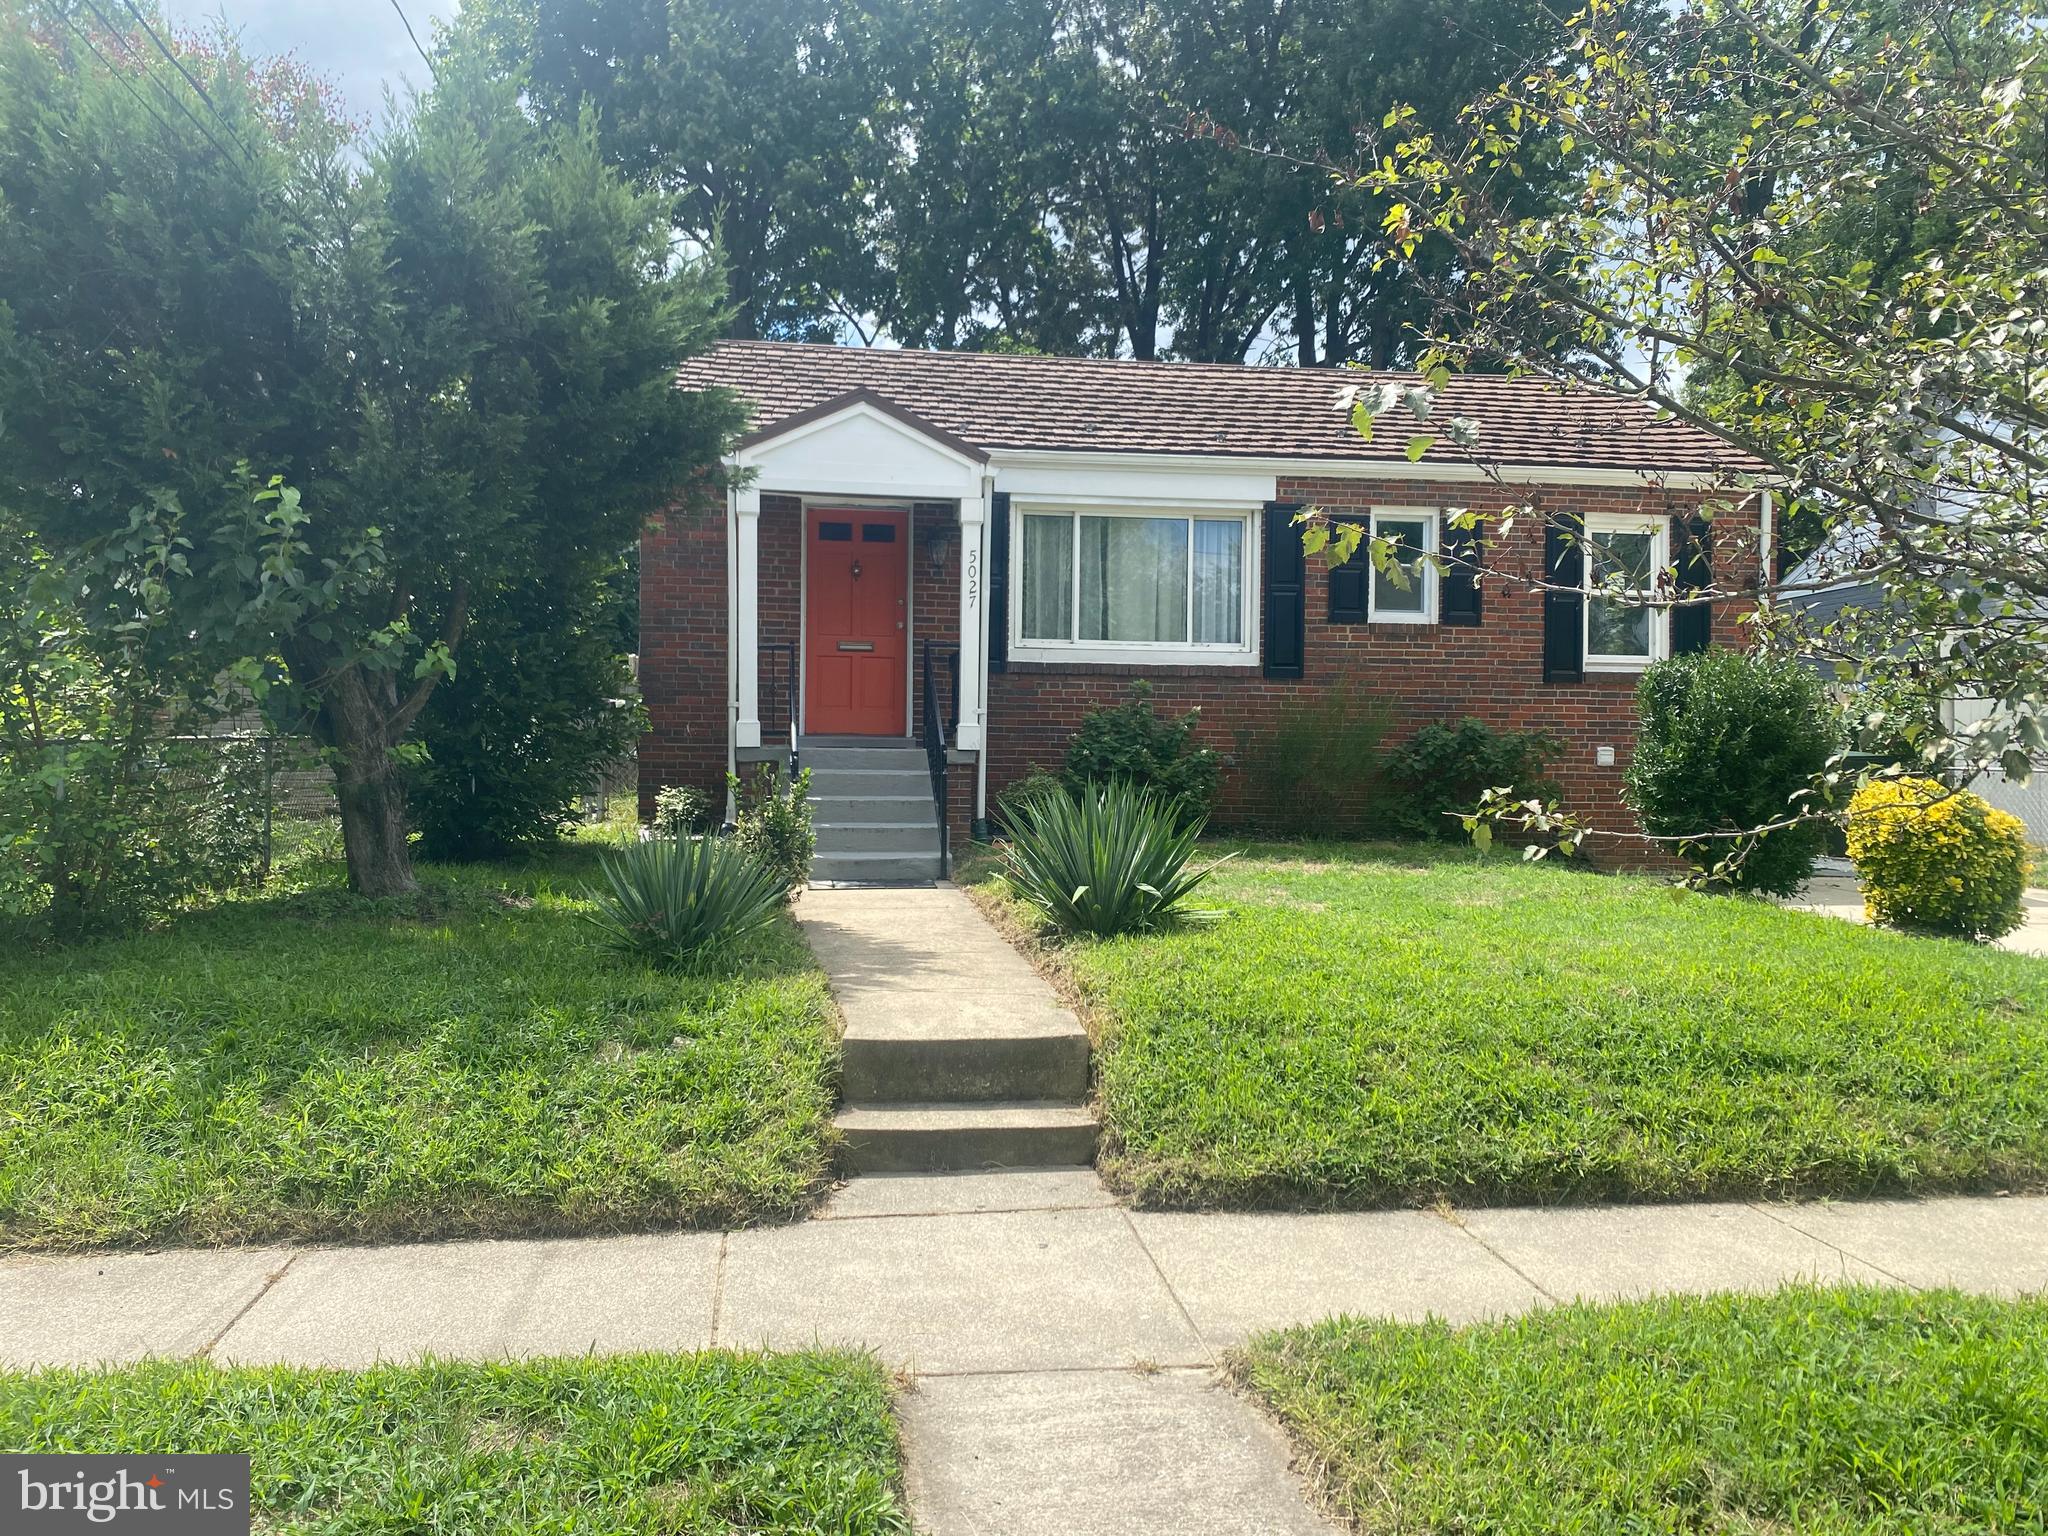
1327,537,1368,624
986,492,1010,673
1441,517,1482,627
1542,512,1585,683
1262,501,1306,679
1670,513,1712,655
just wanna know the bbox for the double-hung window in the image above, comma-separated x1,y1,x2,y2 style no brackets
1582,512,1669,669
1015,507,1257,664
1367,509,1438,624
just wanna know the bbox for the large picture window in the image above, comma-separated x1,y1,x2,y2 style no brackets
1583,512,1669,669
1015,507,1256,663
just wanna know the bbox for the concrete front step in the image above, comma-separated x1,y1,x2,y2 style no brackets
836,1102,1099,1173
798,743,928,772
813,851,942,884
809,767,933,798
814,820,942,855
806,793,935,825
843,1030,1090,1104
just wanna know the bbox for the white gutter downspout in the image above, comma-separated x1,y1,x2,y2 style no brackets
1758,488,1776,609
975,474,994,836
724,480,739,826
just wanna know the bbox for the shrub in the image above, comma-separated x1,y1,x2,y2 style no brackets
582,835,787,967
1234,684,1393,836
1061,682,1219,825
652,784,714,839
731,763,815,896
992,767,1064,833
998,781,1228,937
1626,649,1839,895
0,681,271,939
410,567,642,861
1384,718,1563,842
1846,776,2032,940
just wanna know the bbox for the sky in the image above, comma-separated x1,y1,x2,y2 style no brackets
161,0,459,122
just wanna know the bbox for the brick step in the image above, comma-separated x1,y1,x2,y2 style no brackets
842,1031,1090,1104
835,1102,1099,1174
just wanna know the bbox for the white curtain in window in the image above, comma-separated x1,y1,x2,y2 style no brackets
1371,517,1429,614
1020,513,1074,641
1079,516,1188,642
1588,528,1654,656
1191,519,1243,643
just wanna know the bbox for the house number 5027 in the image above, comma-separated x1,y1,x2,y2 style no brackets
965,548,979,606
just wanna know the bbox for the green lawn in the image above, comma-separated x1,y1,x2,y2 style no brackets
0,1351,906,1534
975,842,2048,1207
0,831,840,1250
1237,1286,2048,1534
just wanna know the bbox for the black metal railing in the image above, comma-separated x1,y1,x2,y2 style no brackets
920,639,961,879
760,641,799,777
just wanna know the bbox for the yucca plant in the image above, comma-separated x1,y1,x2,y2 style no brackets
582,836,788,967
998,781,1230,937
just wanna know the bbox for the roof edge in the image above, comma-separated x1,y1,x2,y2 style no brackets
733,386,992,465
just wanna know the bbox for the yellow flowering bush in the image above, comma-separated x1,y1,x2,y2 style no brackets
1846,777,2033,940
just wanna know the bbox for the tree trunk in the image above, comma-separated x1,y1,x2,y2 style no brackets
317,665,420,897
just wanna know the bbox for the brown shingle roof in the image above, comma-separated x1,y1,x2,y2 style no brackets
678,340,1766,478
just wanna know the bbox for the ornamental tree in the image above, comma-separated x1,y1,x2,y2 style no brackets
1350,0,2047,799
0,8,736,895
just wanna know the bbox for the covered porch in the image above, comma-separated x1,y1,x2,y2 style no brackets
724,389,996,873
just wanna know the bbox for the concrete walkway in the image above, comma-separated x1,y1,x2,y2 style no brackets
8,880,2048,1533
7,1181,2048,1531
1789,868,2048,956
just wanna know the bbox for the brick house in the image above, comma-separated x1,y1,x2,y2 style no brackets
643,341,1771,878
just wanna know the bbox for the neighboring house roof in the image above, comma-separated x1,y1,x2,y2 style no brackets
678,339,1770,477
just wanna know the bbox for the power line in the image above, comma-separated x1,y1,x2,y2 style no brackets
58,10,185,148
388,0,439,82
76,1,246,167
114,0,258,162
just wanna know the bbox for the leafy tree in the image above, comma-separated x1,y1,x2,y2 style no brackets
0,7,737,895
1350,0,2048,811
445,0,893,341
443,0,1571,363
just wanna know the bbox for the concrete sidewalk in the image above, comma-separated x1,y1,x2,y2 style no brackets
6,1178,2046,1531
1789,870,2048,956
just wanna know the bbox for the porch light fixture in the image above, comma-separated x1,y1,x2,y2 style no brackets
920,522,954,574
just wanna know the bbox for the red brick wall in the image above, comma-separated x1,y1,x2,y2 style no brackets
638,487,726,819
985,475,1763,859
643,474,1764,861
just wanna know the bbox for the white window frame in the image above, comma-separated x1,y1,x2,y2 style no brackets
1366,507,1439,625
1582,510,1669,672
1009,502,1262,667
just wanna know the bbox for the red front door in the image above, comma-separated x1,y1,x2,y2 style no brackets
805,508,908,736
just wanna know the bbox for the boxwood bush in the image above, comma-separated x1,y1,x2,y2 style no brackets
1061,682,1219,827
1847,776,2033,940
1626,648,1838,895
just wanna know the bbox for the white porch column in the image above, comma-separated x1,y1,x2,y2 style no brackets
733,483,762,749
955,480,990,752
